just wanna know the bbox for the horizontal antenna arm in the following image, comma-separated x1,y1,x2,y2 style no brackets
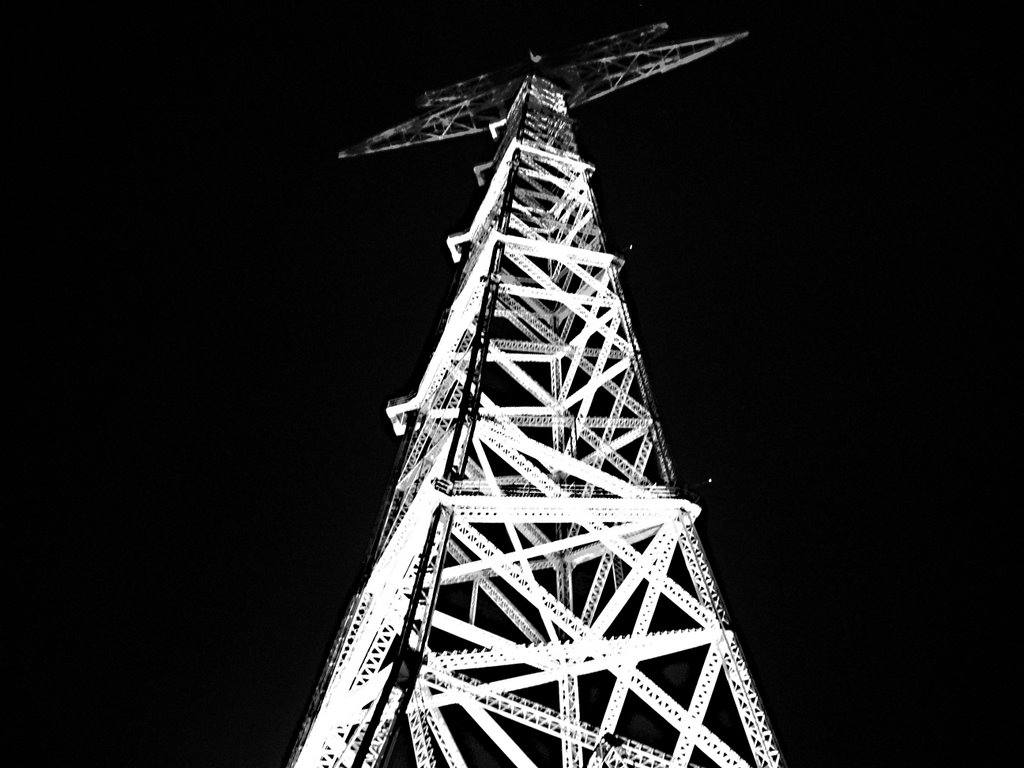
413,23,668,109
336,27,747,159
338,80,520,158
560,32,748,109
538,21,669,66
415,62,528,108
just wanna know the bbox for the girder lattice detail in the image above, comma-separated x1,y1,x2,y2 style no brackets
287,23,784,768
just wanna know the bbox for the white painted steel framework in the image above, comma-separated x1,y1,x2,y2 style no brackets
286,24,785,768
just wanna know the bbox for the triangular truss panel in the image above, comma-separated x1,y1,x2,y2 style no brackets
286,25,785,768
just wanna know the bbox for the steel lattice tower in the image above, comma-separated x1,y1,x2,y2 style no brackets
286,24,786,768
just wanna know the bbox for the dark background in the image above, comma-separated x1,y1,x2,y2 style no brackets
23,2,1009,767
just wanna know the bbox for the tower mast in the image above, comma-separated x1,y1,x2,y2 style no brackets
286,24,785,768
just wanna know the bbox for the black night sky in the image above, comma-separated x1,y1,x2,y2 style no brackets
25,2,1008,767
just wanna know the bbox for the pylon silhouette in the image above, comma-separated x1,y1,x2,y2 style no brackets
286,24,786,768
